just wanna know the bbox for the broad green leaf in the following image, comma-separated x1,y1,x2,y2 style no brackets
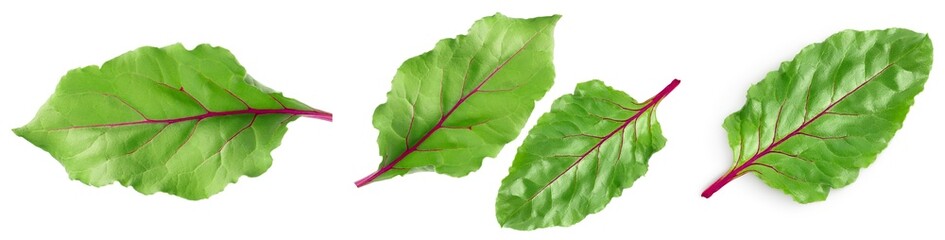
14,44,332,200
497,79,679,230
356,13,560,187
702,28,933,203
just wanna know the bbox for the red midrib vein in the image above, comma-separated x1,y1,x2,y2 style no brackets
354,28,549,188
701,57,904,199
510,79,679,213
53,108,332,130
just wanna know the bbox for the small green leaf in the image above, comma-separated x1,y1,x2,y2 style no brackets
14,44,332,200
356,13,560,187
702,28,933,203
497,79,678,230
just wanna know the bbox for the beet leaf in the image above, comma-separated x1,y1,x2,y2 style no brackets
14,44,332,200
357,14,560,187
702,29,933,203
497,79,678,230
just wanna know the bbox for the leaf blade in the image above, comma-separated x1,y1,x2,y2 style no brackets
496,79,678,230
702,28,933,203
357,13,560,186
14,44,331,200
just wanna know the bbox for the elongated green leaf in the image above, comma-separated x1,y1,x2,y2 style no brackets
497,80,678,230
702,29,933,203
14,44,332,200
356,13,560,187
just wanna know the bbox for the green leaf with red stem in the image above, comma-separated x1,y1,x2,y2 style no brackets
497,79,678,230
357,13,560,187
14,43,331,200
702,28,933,203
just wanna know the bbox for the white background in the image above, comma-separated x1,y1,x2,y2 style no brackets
1,0,943,239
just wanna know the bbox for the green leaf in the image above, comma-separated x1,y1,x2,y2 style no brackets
701,28,933,203
356,13,560,187
497,79,679,230
14,44,332,200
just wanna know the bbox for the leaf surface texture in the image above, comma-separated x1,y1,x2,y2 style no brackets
702,29,933,203
14,44,332,200
357,13,560,186
497,80,678,230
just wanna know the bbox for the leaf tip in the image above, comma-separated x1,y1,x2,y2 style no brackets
11,127,27,137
